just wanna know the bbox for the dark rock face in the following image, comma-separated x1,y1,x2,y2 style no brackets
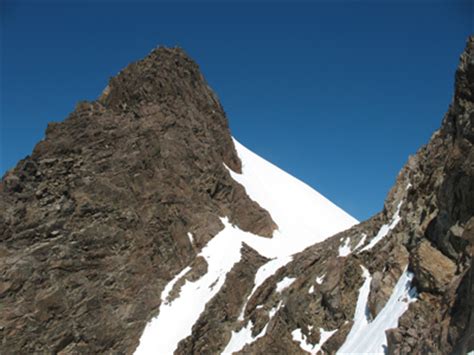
0,47,276,354
1,37,473,355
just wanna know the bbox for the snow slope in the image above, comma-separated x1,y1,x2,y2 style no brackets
135,138,358,354
337,267,417,354
228,138,358,254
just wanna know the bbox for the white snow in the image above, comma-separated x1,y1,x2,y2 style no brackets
337,265,372,354
338,237,351,257
225,301,282,354
136,139,358,354
354,233,368,251
276,277,296,293
337,267,417,354
316,274,325,285
360,201,403,252
223,319,268,354
228,138,358,256
250,256,292,294
292,329,314,353
292,327,337,354
314,328,338,353
268,301,282,319
187,232,194,244
237,255,292,321
135,219,246,354
308,285,315,294
160,265,191,305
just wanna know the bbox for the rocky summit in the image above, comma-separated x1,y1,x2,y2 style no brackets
1,37,473,354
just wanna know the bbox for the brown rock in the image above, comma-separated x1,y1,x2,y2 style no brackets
411,240,456,294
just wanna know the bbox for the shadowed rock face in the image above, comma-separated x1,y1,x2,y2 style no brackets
0,47,276,354
1,37,473,355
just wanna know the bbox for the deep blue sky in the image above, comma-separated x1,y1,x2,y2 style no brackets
1,1,472,220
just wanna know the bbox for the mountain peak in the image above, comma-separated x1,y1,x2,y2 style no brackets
99,46,212,112
0,43,280,353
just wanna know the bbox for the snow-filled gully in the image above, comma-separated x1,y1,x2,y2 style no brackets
337,266,417,354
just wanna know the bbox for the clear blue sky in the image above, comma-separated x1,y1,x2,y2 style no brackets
1,1,472,220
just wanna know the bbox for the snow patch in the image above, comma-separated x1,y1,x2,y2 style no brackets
308,285,315,294
338,237,351,257
292,327,337,354
237,255,292,321
337,265,372,354
252,256,292,291
225,301,282,354
337,267,417,354
316,274,325,285
292,329,314,353
314,328,338,353
187,232,194,244
276,277,296,293
360,201,403,252
354,233,368,251
268,301,282,319
223,320,267,354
